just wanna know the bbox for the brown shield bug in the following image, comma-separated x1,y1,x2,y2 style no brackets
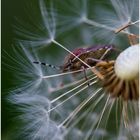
33,44,120,81
61,45,119,72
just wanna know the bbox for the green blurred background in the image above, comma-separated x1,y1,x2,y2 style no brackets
2,0,31,139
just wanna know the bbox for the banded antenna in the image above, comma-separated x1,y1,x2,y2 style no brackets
33,61,61,70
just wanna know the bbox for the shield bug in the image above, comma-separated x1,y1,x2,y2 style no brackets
33,44,120,81
61,45,120,72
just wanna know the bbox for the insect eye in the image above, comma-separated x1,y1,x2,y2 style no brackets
105,46,109,49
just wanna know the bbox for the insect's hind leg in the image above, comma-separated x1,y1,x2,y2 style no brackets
81,66,90,86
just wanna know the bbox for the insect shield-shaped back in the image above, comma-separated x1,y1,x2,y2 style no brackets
62,45,118,72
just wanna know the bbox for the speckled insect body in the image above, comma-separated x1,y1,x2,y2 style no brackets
62,45,116,72
33,45,119,75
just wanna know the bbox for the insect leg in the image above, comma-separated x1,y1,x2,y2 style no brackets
81,66,90,86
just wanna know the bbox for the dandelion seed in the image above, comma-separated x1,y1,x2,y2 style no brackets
14,0,57,48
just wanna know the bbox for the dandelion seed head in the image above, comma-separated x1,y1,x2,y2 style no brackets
5,0,139,139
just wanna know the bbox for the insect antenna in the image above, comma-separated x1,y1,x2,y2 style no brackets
33,61,61,70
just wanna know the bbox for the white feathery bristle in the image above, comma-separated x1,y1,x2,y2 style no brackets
115,44,139,80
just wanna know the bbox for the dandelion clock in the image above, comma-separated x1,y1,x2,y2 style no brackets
2,0,139,140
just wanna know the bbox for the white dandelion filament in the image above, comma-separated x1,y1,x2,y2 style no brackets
67,93,105,130
84,18,138,36
66,93,106,129
52,40,91,68
122,102,129,128
59,88,103,127
94,95,110,130
48,80,98,113
51,75,97,103
48,76,93,93
83,94,106,140
42,69,84,79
